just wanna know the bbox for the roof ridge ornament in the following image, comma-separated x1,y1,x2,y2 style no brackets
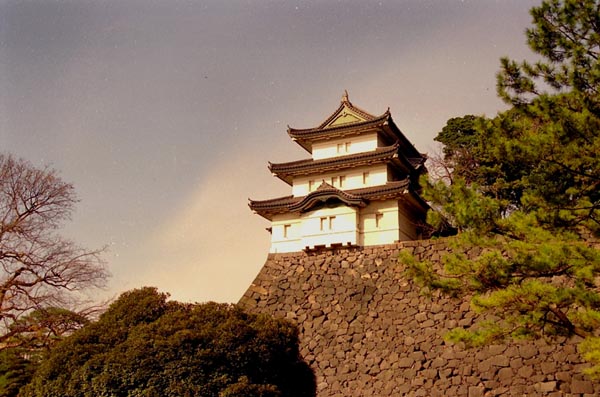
342,90,350,104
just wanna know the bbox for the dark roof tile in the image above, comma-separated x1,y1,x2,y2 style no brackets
249,179,421,220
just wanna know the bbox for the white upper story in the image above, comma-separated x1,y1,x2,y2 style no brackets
287,118,400,196
311,132,385,160
291,163,389,196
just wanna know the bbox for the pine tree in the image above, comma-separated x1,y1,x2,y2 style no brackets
406,0,600,377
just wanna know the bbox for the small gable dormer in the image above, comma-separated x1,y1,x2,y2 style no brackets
320,91,376,128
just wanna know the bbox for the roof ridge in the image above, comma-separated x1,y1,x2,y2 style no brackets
288,112,390,135
316,102,346,130
339,100,380,125
286,93,383,132
335,91,379,125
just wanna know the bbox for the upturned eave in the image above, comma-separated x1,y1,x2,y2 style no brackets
268,143,425,185
248,179,421,220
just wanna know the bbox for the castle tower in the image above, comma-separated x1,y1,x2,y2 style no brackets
249,93,428,253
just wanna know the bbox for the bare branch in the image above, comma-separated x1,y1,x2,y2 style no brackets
0,154,108,349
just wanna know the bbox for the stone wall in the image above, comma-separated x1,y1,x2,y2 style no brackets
239,239,599,396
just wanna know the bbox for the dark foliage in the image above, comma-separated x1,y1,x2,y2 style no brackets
0,349,35,397
20,287,316,396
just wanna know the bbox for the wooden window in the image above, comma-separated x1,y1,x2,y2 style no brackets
283,224,291,238
337,142,351,154
308,180,314,191
320,216,335,231
339,175,346,188
331,176,338,187
375,213,384,228
363,172,370,185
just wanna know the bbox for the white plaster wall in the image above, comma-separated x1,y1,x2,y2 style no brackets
312,133,378,160
300,206,358,249
268,200,421,253
292,164,388,196
270,213,302,253
358,200,400,246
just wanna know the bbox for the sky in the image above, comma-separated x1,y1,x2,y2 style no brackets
0,0,540,304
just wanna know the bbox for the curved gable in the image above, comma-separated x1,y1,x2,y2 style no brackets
288,182,368,212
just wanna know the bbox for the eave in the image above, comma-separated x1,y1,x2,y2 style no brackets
248,179,422,220
288,113,390,153
288,181,368,212
268,143,424,185
287,113,423,161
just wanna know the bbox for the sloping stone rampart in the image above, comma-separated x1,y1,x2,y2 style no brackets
239,239,599,396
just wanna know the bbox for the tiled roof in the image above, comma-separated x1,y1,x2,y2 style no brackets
288,112,390,139
408,157,427,168
287,181,368,212
248,179,422,220
288,112,424,162
268,144,424,185
270,144,398,178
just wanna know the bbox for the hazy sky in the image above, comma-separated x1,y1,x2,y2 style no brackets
1,0,539,303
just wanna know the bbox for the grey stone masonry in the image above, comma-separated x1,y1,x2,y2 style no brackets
239,239,600,396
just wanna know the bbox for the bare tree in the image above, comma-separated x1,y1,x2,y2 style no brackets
425,144,454,186
0,154,108,349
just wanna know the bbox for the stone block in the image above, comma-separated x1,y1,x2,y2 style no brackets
555,370,571,382
410,350,425,361
480,368,498,380
497,367,514,385
519,345,538,359
467,386,485,397
433,312,446,322
462,364,473,377
477,358,493,372
411,376,425,386
571,379,595,394
509,357,523,370
517,365,534,379
534,381,557,393
415,312,428,322
482,380,500,389
422,368,438,379
431,357,447,368
398,357,415,368
492,354,510,367
540,360,557,374
488,344,507,355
